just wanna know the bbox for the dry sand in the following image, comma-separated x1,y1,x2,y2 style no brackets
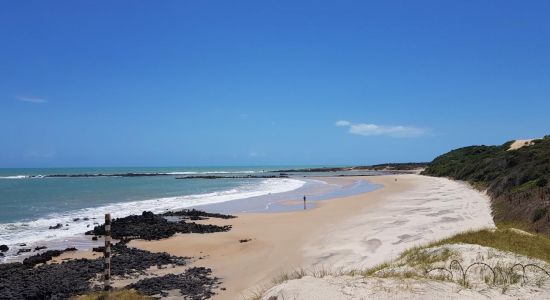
263,243,550,299
508,139,535,150
129,174,494,299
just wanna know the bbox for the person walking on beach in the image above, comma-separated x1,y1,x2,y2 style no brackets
303,195,307,210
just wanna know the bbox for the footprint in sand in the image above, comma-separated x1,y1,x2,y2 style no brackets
364,238,382,253
440,216,463,223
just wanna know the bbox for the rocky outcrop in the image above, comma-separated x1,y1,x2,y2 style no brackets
129,267,220,299
86,211,232,240
48,223,63,230
161,208,236,220
176,175,289,179
0,243,192,300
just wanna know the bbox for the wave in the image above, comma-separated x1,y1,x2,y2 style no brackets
165,171,258,175
0,178,305,248
0,175,30,179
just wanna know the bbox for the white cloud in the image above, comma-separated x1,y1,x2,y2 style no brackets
335,120,351,127
336,121,429,138
16,95,47,104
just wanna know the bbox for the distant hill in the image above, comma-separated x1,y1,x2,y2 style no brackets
275,163,429,173
422,136,550,235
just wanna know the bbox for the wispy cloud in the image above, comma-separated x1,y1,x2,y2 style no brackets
335,120,351,127
335,120,429,138
16,95,47,104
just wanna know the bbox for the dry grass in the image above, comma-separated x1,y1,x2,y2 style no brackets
244,266,348,300
426,227,550,263
400,246,458,269
247,228,550,299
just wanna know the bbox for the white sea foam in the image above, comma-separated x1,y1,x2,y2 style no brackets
0,175,30,179
0,178,305,250
165,170,259,175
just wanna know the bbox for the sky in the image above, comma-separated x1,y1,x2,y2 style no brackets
1,1,549,168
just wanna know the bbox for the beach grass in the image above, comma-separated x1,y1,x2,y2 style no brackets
251,227,550,299
423,227,550,263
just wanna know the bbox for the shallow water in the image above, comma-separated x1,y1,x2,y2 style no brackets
0,166,382,262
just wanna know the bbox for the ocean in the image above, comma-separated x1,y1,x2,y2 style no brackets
0,166,381,261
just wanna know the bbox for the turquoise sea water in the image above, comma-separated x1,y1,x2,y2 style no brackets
0,166,381,260
0,167,277,223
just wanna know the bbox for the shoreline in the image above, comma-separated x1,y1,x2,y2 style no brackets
1,174,495,299
128,176,403,299
0,176,379,263
128,174,494,299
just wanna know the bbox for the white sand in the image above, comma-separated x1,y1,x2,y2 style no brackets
264,243,550,300
302,175,495,270
508,139,535,151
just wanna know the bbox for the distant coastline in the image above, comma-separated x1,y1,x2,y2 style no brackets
273,162,428,173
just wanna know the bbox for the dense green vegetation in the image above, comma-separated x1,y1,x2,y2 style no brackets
422,136,550,235
275,162,428,173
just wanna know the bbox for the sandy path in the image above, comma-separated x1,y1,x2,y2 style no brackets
129,175,494,299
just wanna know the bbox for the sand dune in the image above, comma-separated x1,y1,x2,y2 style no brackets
508,139,535,150
264,243,550,300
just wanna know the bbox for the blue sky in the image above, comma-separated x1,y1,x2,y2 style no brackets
1,1,549,167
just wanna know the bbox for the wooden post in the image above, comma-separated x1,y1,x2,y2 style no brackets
104,213,111,292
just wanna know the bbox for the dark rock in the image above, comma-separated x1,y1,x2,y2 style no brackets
73,218,80,221
49,223,63,230
239,239,252,243
23,250,64,267
92,246,104,253
0,244,8,252
16,248,31,255
176,175,288,179
83,217,89,221
86,211,232,241
162,208,236,220
18,243,26,247
65,247,77,251
91,236,98,241
0,243,192,300
34,246,47,251
129,267,219,299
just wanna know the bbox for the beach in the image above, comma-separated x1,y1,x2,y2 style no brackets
122,174,494,299
1,173,496,299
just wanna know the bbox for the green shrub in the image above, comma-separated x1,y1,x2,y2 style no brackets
532,208,548,223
